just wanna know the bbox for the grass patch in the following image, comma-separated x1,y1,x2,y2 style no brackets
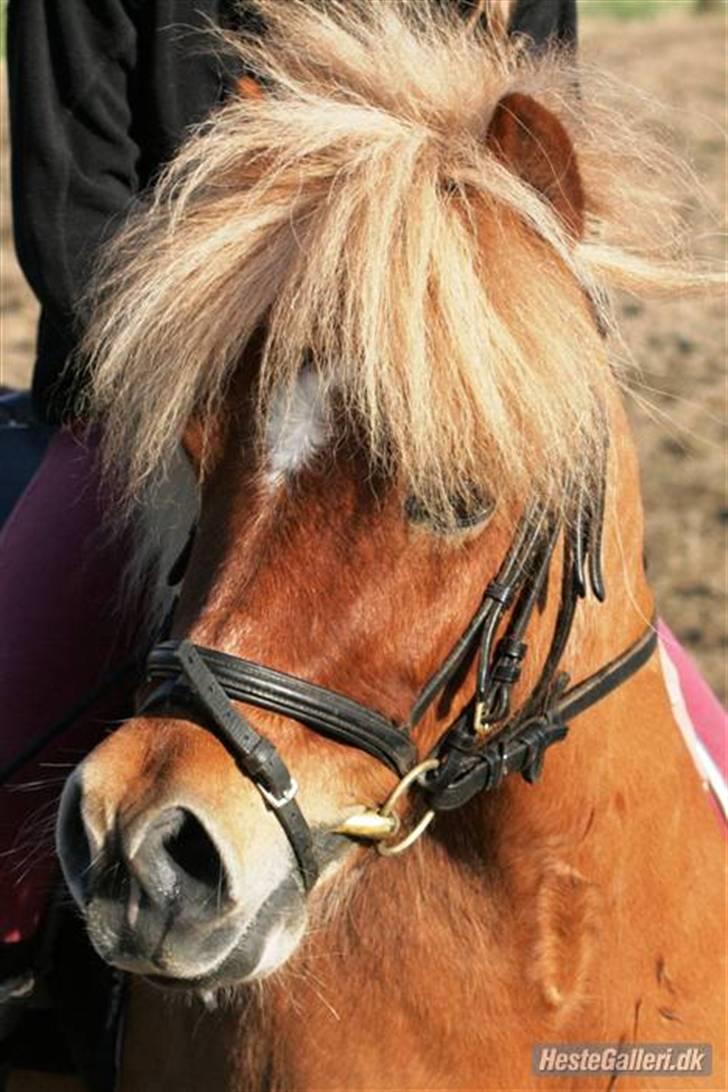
580,0,696,19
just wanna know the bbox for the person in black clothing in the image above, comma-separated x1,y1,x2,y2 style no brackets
8,1,246,422
1,0,576,996
8,0,575,425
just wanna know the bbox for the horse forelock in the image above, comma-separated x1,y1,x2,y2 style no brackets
81,0,705,556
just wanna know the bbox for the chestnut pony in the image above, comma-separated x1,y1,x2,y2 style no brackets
56,3,724,1089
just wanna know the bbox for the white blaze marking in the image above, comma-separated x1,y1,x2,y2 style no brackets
266,370,329,482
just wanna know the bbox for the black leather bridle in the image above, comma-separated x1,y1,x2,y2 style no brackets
139,457,658,892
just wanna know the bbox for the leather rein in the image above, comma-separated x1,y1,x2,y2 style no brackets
140,456,658,892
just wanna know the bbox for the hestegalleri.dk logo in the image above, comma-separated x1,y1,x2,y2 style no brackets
532,1043,712,1077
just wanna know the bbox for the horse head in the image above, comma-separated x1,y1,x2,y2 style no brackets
55,1,705,1018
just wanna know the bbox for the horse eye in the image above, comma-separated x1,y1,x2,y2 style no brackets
404,490,494,532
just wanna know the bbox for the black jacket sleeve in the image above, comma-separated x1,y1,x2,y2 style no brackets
8,0,142,421
8,0,232,423
8,0,576,424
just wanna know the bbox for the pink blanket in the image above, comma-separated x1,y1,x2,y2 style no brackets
658,620,727,826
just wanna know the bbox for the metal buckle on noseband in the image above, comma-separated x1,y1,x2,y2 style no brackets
258,777,299,810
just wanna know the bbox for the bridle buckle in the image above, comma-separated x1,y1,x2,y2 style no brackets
258,777,299,810
473,699,496,738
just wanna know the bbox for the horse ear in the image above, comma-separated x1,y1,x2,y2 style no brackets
237,75,264,101
181,418,206,474
486,92,584,239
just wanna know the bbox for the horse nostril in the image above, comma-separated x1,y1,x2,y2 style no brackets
132,807,231,909
58,782,233,921
164,808,226,891
56,772,93,906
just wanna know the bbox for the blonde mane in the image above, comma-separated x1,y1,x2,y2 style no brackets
81,0,703,525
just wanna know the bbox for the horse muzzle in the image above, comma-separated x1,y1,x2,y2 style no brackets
55,741,308,987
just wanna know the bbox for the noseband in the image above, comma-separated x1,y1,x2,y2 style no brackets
140,461,657,892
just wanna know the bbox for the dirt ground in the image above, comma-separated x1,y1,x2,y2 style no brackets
0,11,725,700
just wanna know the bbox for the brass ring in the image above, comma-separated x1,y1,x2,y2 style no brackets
376,808,436,856
376,757,439,856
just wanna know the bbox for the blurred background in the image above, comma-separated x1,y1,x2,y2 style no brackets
0,0,725,699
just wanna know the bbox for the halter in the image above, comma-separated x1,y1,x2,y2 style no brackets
139,458,657,892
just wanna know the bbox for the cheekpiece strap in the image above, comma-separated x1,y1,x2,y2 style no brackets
141,641,320,890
